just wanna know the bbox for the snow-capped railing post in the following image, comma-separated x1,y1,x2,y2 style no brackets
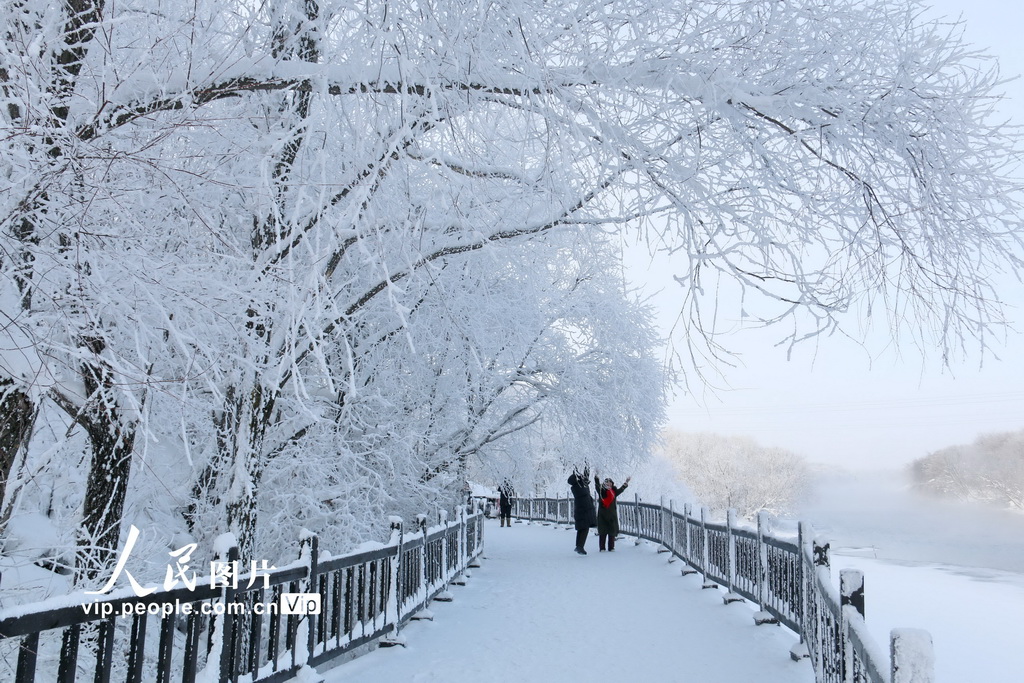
450,505,469,587
700,506,715,589
438,509,449,583
634,493,642,545
667,499,677,563
406,513,431,621
812,535,831,680
840,569,864,682
723,509,742,604
211,536,240,683
471,505,484,567
790,521,810,661
891,629,934,683
754,511,778,625
459,505,468,572
299,531,320,669
681,503,697,576
386,516,405,639
433,510,454,604
657,496,670,553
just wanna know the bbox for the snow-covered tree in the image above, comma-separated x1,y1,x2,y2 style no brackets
659,430,810,517
1,0,1021,580
911,429,1024,509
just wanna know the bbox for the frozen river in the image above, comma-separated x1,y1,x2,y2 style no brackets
794,469,1024,682
795,469,1024,574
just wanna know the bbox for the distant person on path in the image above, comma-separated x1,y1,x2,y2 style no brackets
499,483,513,527
568,469,596,554
595,475,630,551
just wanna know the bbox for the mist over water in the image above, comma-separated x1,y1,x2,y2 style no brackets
794,469,1024,575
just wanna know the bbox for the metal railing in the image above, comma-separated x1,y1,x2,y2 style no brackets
0,506,484,682
512,496,932,683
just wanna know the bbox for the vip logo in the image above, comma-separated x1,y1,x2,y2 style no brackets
280,592,321,615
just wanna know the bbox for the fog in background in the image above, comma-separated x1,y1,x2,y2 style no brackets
798,470,1024,573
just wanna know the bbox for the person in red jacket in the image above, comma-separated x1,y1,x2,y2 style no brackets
594,475,630,551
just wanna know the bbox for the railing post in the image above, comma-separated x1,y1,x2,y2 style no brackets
811,535,830,680
891,629,934,683
438,509,448,583
700,506,714,589
681,503,697,576
460,505,468,572
434,510,454,603
469,506,482,568
757,511,768,609
299,532,320,667
684,503,691,562
723,509,743,604
790,521,810,661
388,517,404,631
634,493,641,545
450,505,468,589
667,500,677,562
840,569,864,683
418,514,428,601
659,496,667,548
213,539,240,683
727,509,736,593
754,510,778,625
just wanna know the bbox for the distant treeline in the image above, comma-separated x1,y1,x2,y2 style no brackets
909,429,1024,510
658,430,810,518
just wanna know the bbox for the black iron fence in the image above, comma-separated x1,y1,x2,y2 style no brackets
511,496,932,683
0,506,484,682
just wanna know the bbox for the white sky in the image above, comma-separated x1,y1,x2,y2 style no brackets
626,0,1024,471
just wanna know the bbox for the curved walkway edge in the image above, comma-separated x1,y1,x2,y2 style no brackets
321,519,816,682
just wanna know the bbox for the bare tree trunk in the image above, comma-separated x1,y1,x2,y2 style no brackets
0,380,33,493
220,377,276,561
67,335,138,581
0,0,108,540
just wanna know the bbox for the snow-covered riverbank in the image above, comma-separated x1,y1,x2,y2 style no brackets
797,470,1024,682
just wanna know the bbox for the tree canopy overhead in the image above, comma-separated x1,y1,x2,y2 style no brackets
1,0,1020,576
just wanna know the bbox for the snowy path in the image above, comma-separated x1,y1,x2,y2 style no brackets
321,519,814,682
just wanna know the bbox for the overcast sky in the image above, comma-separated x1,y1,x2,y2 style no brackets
626,0,1024,471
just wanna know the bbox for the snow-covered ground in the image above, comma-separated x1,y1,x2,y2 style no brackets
322,519,815,682
4,470,1017,681
322,472,1024,682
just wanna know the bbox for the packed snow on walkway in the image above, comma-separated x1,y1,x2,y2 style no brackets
322,520,814,682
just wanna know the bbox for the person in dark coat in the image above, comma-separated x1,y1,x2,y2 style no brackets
498,484,513,527
595,475,630,551
568,469,596,554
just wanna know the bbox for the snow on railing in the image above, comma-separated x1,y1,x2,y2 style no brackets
0,506,485,683
511,496,934,683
